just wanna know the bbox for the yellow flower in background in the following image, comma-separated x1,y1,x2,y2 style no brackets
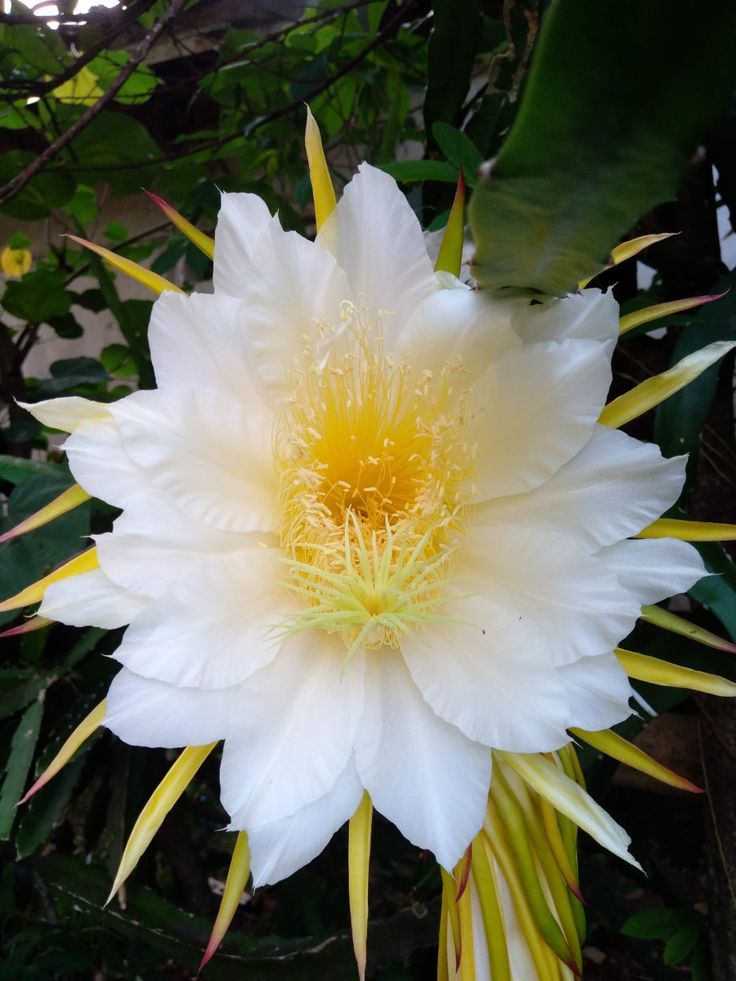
1,244,31,277
4,111,736,980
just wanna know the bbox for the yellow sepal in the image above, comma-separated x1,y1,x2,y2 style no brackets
435,171,466,277
348,791,373,981
636,518,736,541
578,232,676,288
305,108,337,232
0,483,91,544
599,340,736,429
107,743,216,903
18,700,106,805
619,292,725,335
144,190,214,259
67,234,183,296
199,831,251,972
641,604,736,653
0,546,98,613
470,833,512,981
616,648,736,696
571,726,702,794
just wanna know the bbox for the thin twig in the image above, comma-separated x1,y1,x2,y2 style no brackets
0,0,187,208
0,0,156,96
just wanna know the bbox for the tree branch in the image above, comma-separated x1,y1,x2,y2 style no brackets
0,0,188,209
0,0,156,96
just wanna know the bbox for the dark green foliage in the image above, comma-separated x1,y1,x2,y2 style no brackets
469,0,736,295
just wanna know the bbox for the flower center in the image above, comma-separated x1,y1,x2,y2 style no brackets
275,308,474,656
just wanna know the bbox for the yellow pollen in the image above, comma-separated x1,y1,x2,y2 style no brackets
275,307,474,654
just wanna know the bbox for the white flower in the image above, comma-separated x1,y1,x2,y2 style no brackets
25,164,704,886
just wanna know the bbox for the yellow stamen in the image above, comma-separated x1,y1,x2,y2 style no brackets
275,309,474,656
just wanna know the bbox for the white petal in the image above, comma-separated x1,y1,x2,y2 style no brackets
476,426,687,551
104,668,232,748
111,388,276,533
318,163,435,329
62,416,145,509
220,633,364,827
511,288,619,352
239,214,352,400
149,291,271,412
471,338,612,499
213,191,273,296
396,286,519,380
354,652,491,870
455,524,641,666
597,538,707,605
402,618,570,754
19,396,109,433
95,493,264,599
561,654,634,731
39,568,148,628
113,549,286,689
246,758,363,887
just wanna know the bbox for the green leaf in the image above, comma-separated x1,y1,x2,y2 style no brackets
691,543,736,642
15,758,84,859
379,160,458,184
469,0,736,295
2,269,72,323
8,232,30,249
621,907,692,941
425,0,482,135
0,455,62,484
0,671,49,722
663,926,700,966
432,121,482,185
0,698,44,839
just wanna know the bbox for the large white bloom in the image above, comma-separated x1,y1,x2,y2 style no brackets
26,164,704,886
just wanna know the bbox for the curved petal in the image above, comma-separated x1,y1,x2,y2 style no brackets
561,654,634,731
454,524,641,666
63,416,146,509
95,493,266,599
213,191,273,296
511,288,619,352
113,548,287,689
246,758,363,887
395,285,519,381
39,567,148,628
239,214,352,400
476,426,687,551
19,396,109,434
597,538,706,605
318,163,435,330
401,618,570,754
471,338,612,500
149,291,271,412
354,651,491,870
220,633,364,827
105,668,232,748
111,388,276,534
